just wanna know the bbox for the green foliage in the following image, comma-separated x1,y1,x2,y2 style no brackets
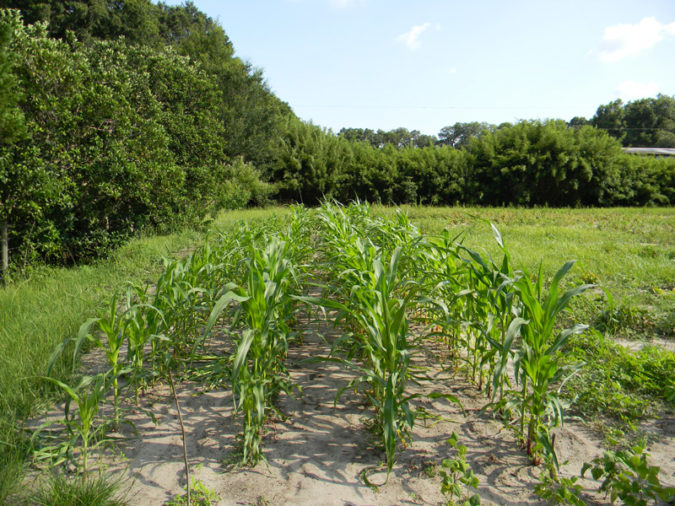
166,479,219,506
32,472,127,506
0,5,285,270
275,117,673,209
467,120,625,206
582,444,675,505
534,458,585,505
437,122,493,149
0,8,25,144
561,330,675,425
591,94,675,147
338,126,436,148
439,432,481,506
219,158,272,210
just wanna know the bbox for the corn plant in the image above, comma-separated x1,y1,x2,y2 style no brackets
503,261,592,465
151,258,211,363
305,245,460,476
416,231,468,361
237,239,300,464
48,295,127,430
457,234,517,399
203,237,300,465
122,284,167,403
95,294,129,429
33,373,109,478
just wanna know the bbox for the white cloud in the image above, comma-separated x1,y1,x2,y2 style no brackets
617,80,661,100
397,22,432,50
598,17,675,62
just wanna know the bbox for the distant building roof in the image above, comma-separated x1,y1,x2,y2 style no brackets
623,147,675,156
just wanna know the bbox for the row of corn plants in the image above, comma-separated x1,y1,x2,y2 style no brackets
303,202,460,478
411,215,595,470
34,208,311,495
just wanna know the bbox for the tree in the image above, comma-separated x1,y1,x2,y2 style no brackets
591,95,675,147
338,127,435,149
0,9,27,280
568,116,589,129
591,99,625,141
622,95,675,147
437,122,492,148
467,120,625,206
3,0,294,172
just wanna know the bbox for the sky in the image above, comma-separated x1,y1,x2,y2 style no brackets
164,0,675,136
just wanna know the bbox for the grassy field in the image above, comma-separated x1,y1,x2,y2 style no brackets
378,205,675,339
0,205,672,501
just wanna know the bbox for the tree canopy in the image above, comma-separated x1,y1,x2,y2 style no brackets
586,95,675,147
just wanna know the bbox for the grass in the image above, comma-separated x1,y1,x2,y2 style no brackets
31,472,127,506
375,205,675,339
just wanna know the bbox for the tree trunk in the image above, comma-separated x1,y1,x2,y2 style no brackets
1,221,7,285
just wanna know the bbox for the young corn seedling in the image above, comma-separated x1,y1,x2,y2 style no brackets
49,294,127,430
458,235,517,400
504,261,592,465
123,285,167,403
33,373,109,479
416,231,468,361
95,294,128,430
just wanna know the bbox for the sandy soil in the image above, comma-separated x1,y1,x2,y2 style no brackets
29,312,674,505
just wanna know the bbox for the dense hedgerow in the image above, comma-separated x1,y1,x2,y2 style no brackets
0,9,275,269
270,118,674,207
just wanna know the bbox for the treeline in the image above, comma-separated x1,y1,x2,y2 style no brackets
1,1,674,274
271,118,674,207
0,3,289,269
339,94,675,150
572,94,675,148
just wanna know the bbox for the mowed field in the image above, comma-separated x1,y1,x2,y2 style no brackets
0,205,673,504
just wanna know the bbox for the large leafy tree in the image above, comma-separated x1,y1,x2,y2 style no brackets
0,0,161,44
0,9,59,274
437,121,493,149
338,127,435,149
622,95,675,147
2,0,294,170
591,95,675,147
591,99,625,140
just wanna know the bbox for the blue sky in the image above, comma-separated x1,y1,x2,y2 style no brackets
165,0,675,136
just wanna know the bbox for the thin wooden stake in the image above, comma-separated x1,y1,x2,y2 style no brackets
1,221,8,285
168,370,190,506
